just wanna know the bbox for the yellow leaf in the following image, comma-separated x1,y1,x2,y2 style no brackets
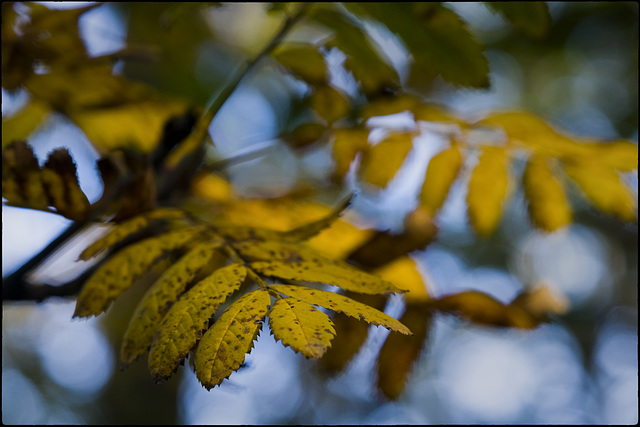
2,141,49,210
281,122,328,149
270,285,411,334
281,195,352,242
411,102,466,125
373,256,430,302
149,264,248,382
466,146,510,236
419,144,463,214
253,259,405,295
69,99,190,153
195,289,271,390
563,160,637,222
306,218,375,260
377,302,432,399
310,85,350,125
2,100,50,148
120,241,226,367
359,94,420,120
269,297,335,358
331,127,370,179
233,239,328,263
79,208,188,261
319,293,386,372
191,172,235,203
523,156,572,232
510,283,570,320
272,42,328,86
359,132,414,189
589,140,638,172
73,226,205,318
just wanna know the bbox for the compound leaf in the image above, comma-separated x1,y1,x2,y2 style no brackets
149,264,248,382
269,297,336,358
195,289,271,390
121,241,226,367
73,226,205,318
270,284,411,334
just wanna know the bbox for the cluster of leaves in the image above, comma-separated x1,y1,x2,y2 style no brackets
2,1,637,400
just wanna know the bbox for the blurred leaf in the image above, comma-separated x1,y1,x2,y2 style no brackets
69,98,190,154
331,127,370,179
373,256,430,302
510,283,570,321
563,160,637,222
419,144,463,215
319,292,387,372
346,3,489,88
40,148,90,221
281,122,328,149
1,100,51,148
195,289,271,390
466,146,510,236
360,93,420,121
433,290,539,329
412,102,467,125
485,2,551,39
272,42,328,86
376,302,432,399
269,296,336,358
121,242,226,367
310,85,350,125
523,155,572,232
310,6,400,95
358,132,414,189
149,264,247,382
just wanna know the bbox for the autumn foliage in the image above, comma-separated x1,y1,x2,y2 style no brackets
2,2,637,400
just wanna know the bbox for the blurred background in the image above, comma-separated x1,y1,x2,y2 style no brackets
3,2,637,424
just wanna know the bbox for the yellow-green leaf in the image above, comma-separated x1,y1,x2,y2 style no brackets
79,208,188,260
69,99,190,153
467,146,510,236
346,3,489,88
270,284,411,334
2,100,50,148
359,132,414,189
360,94,420,121
272,42,328,86
563,160,637,222
149,264,248,382
269,297,335,358
310,85,350,125
311,7,400,94
523,156,572,232
195,289,271,390
486,2,551,39
121,241,225,367
419,144,463,214
73,226,205,318
590,140,638,172
331,127,370,179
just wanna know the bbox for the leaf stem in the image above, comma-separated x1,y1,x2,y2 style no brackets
200,3,311,129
